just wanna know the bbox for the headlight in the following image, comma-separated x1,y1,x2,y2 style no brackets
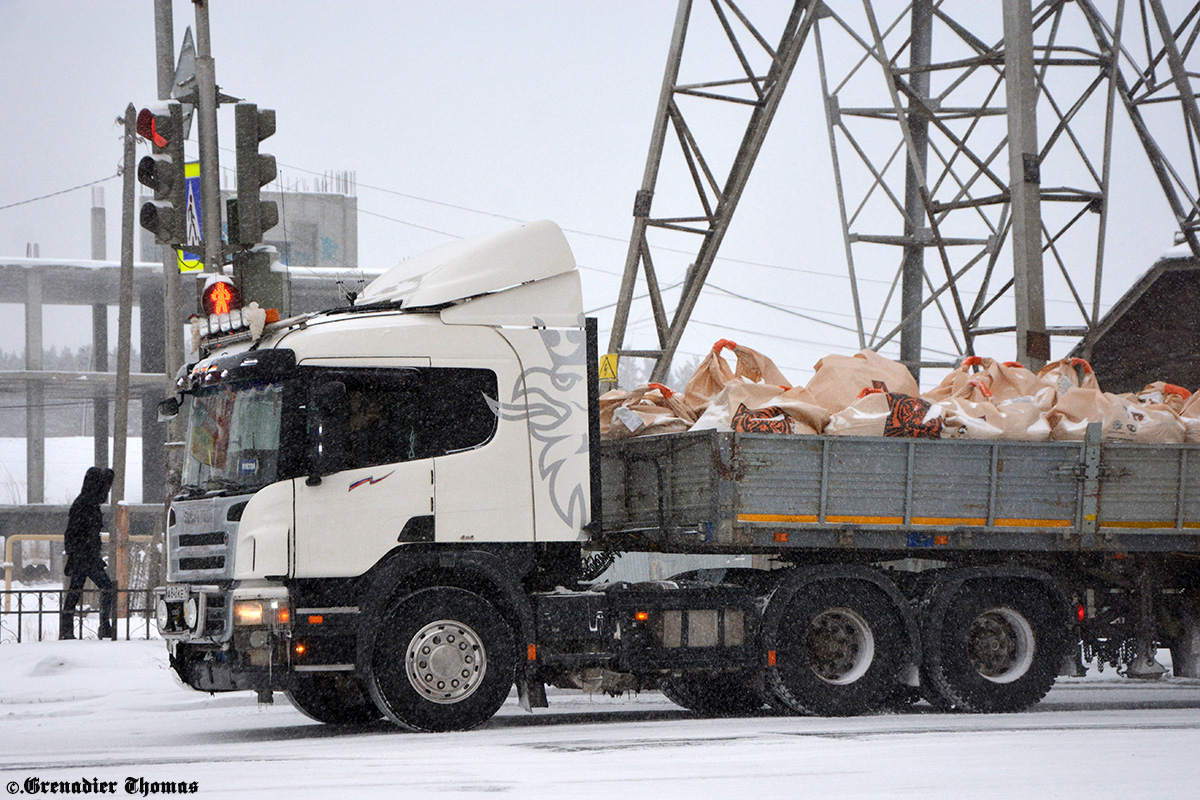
184,598,200,630
155,598,171,632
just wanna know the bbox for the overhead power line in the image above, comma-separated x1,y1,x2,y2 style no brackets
0,174,119,212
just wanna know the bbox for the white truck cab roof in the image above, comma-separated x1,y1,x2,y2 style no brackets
360,219,577,310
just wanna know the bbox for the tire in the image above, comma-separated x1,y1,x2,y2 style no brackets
766,578,907,716
879,683,923,713
660,671,765,717
367,587,516,732
286,674,383,725
923,580,1066,713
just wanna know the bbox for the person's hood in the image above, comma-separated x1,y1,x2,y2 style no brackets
79,467,114,504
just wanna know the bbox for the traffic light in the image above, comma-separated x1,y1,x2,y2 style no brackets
201,275,241,317
136,102,187,245
233,102,279,245
194,273,280,344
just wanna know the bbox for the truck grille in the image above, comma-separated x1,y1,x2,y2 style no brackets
171,530,232,580
179,532,227,547
168,497,242,582
179,555,226,572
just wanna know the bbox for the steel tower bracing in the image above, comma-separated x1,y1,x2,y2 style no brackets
607,0,1200,387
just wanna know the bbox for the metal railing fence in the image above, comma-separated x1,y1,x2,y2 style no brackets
0,587,157,643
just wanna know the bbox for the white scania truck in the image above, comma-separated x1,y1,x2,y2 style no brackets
155,220,1200,731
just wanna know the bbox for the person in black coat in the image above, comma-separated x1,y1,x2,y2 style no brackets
60,466,116,640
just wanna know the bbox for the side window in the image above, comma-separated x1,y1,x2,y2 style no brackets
310,367,498,472
421,368,499,456
344,372,421,470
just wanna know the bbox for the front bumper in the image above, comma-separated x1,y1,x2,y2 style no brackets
154,584,229,641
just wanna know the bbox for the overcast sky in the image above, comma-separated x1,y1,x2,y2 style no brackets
0,1,1189,385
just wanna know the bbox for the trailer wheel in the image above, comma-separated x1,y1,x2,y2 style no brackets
660,672,765,717
767,579,906,716
923,580,1065,713
367,587,515,732
286,674,382,725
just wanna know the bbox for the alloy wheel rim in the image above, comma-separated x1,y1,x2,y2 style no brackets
966,607,1036,684
803,607,876,685
405,619,487,704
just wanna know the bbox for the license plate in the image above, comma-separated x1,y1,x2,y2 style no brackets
164,584,188,601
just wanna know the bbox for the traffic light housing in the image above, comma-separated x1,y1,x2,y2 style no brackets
136,103,187,245
233,102,279,245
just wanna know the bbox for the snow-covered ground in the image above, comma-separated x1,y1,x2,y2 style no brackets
2,639,1199,798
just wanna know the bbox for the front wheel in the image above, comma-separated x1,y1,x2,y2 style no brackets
922,580,1066,713
367,587,516,732
286,674,382,724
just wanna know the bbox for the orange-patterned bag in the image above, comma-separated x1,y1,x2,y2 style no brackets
690,379,829,434
826,388,944,438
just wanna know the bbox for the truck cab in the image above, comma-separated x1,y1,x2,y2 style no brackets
156,220,602,728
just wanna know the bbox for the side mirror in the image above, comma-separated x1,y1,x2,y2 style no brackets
157,397,181,422
307,381,349,485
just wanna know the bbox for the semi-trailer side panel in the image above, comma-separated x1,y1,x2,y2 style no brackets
600,429,1200,555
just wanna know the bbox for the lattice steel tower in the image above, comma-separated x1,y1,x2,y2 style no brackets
607,0,1200,385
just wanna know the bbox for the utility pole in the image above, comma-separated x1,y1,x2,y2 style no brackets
193,0,222,276
90,187,109,470
113,104,138,626
154,0,184,382
154,0,186,550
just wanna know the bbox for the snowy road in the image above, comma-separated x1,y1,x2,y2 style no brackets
3,641,1199,799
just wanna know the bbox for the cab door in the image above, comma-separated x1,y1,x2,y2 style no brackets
292,360,434,578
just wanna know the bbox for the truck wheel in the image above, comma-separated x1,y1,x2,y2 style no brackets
767,579,906,716
660,672,765,716
923,580,1065,713
286,674,382,724
367,587,515,732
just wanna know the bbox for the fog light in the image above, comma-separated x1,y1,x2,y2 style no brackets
184,598,199,630
233,601,264,626
155,598,170,632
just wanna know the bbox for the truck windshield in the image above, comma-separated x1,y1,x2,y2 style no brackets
182,379,285,495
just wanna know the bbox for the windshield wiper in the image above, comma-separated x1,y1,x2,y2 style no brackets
175,483,207,500
202,477,254,497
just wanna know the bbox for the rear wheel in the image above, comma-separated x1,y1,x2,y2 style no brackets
660,671,765,716
367,587,515,732
923,580,1065,712
286,674,382,724
767,579,906,716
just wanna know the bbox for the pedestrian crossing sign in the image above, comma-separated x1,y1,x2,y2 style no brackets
177,162,203,273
